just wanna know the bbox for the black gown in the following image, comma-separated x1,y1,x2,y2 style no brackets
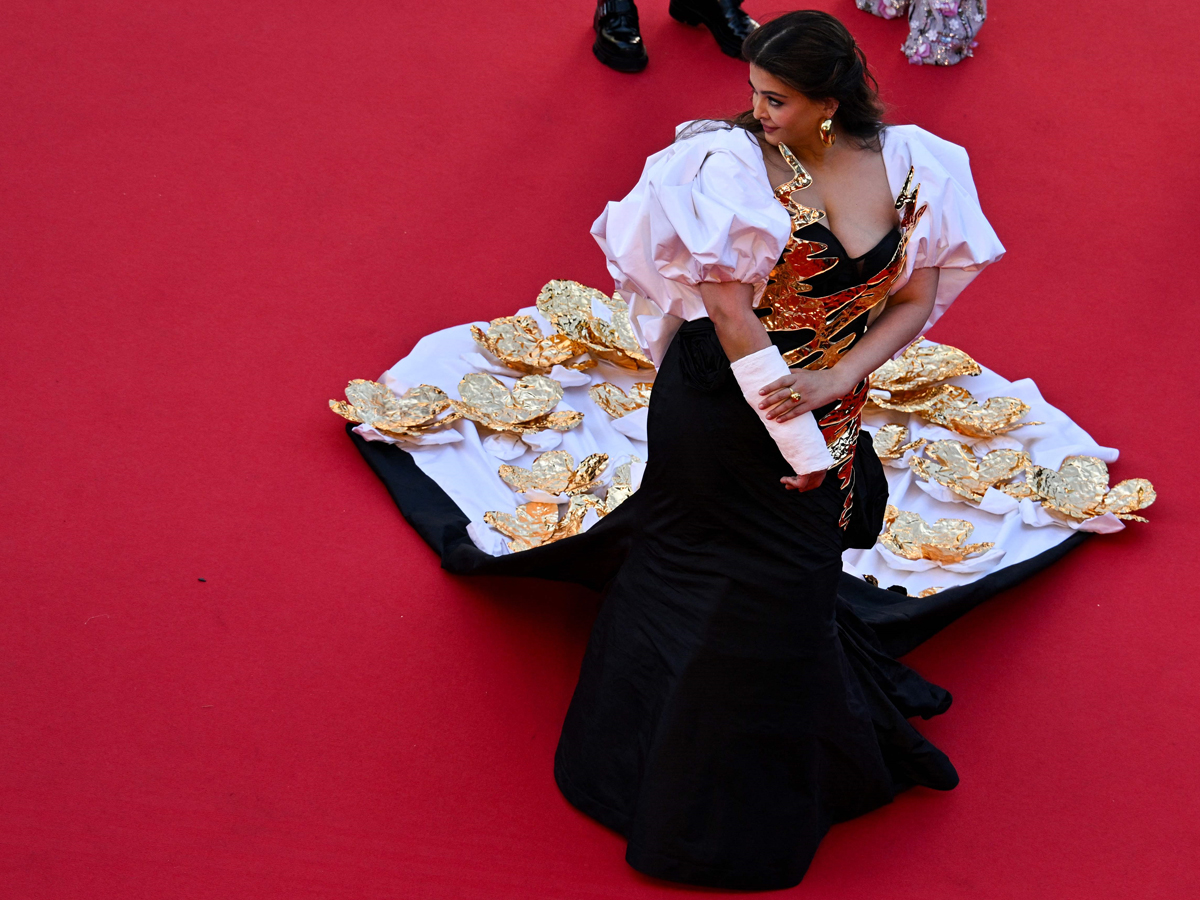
343,119,1101,886
348,212,1083,890
553,221,957,890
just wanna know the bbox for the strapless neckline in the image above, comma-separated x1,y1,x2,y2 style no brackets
802,221,901,264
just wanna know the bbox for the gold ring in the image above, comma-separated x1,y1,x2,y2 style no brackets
789,391,802,403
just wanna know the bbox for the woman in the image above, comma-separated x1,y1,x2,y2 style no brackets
343,10,1057,891
554,12,995,888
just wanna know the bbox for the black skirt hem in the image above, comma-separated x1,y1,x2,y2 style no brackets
553,755,632,836
346,423,1089,658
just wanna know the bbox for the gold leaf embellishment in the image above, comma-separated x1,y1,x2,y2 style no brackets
470,315,591,374
536,280,654,370
909,440,1031,502
450,373,583,434
870,338,982,393
483,495,597,552
329,380,460,437
588,382,652,418
597,456,642,515
1007,455,1157,522
868,383,1042,438
498,451,608,497
879,505,995,564
872,423,926,461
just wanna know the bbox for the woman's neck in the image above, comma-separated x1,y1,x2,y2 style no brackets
787,136,835,169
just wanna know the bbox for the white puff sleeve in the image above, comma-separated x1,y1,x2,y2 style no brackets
591,123,793,364
882,124,1007,338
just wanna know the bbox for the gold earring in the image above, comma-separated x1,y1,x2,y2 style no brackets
819,118,835,147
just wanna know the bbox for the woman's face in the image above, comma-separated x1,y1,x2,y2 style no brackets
749,64,835,149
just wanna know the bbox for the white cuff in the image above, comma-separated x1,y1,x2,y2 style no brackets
730,345,835,476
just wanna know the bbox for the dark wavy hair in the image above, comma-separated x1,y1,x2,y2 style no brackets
723,10,886,150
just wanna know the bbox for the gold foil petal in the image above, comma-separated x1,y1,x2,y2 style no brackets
451,373,563,428
869,383,1040,438
879,505,995,564
863,574,879,587
943,399,1042,439
536,410,585,432
371,413,462,439
498,450,576,495
592,293,655,369
483,495,599,552
1024,457,1157,522
566,453,609,495
479,410,584,435
482,502,562,552
536,280,654,370
470,315,582,374
1103,479,1157,520
535,280,594,345
588,382,653,418
499,450,609,496
870,339,982,393
918,587,942,598
593,455,643,516
554,494,600,540
872,423,927,461
329,380,459,436
997,480,1037,500
1029,455,1110,520
909,440,1030,502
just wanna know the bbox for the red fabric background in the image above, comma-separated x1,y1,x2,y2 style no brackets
2,1,1196,896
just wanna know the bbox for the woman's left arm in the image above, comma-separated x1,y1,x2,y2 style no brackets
758,267,940,421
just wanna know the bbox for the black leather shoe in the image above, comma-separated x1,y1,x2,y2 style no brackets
669,0,758,58
593,0,648,73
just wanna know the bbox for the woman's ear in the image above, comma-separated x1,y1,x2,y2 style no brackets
823,99,839,120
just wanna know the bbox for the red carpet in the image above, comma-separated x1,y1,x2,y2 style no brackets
2,1,1196,896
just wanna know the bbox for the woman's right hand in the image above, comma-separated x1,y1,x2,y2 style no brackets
781,470,826,492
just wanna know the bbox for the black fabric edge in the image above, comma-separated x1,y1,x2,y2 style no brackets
840,531,1090,658
348,424,634,591
348,423,1090,656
